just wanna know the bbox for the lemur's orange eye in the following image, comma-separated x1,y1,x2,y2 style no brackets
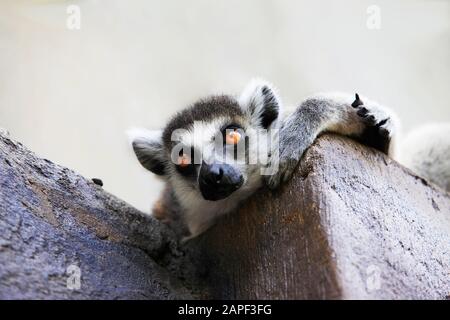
177,154,190,167
225,129,241,145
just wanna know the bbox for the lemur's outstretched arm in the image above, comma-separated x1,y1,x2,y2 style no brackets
266,92,398,189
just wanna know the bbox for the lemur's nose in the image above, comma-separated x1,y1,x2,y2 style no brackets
199,163,244,201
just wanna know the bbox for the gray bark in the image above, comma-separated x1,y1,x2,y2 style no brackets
185,134,450,299
1,130,449,299
0,130,191,299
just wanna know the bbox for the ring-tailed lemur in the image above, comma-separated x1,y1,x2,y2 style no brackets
129,79,447,240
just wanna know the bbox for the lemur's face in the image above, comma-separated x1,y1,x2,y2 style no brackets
129,80,281,204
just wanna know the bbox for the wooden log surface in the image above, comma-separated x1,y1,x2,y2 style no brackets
0,130,191,299
1,129,449,299
185,134,450,299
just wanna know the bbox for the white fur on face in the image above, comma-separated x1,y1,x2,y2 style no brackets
170,118,226,165
167,115,275,237
171,170,264,239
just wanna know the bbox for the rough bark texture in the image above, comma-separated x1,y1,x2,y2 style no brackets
1,129,449,300
0,130,191,299
185,134,450,300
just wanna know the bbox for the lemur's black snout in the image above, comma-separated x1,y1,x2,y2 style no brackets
199,163,244,201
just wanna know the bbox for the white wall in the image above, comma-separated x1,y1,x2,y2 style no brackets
0,0,449,212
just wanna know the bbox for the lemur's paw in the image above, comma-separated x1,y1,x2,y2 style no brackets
265,156,299,190
352,93,396,153
352,93,394,134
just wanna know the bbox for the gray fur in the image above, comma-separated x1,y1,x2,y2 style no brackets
265,92,397,188
397,123,450,192
129,128,167,176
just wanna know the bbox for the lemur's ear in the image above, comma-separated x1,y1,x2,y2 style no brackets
238,79,282,129
127,128,166,176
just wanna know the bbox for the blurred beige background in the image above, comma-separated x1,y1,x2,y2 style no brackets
0,0,449,212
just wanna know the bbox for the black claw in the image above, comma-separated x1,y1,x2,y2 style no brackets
376,118,389,127
351,93,364,108
357,107,368,117
378,127,390,137
366,115,376,123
